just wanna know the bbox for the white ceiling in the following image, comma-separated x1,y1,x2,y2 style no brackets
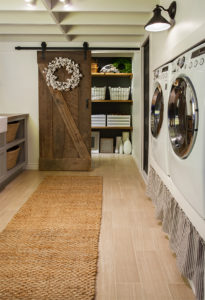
0,0,156,44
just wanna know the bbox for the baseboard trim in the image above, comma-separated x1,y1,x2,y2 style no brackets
26,163,39,170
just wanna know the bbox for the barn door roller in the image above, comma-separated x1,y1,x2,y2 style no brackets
41,42,47,59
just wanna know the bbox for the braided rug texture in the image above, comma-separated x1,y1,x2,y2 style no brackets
0,176,103,300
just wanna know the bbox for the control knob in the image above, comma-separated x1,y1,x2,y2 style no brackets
189,61,193,69
199,58,204,65
194,60,198,67
177,56,185,68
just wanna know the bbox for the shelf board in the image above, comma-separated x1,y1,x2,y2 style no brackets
92,100,133,103
6,138,25,150
91,72,132,77
6,161,26,178
92,126,133,130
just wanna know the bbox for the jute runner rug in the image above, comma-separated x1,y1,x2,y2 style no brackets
0,176,103,300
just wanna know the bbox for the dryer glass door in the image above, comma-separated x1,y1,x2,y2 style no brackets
151,84,164,138
168,77,198,158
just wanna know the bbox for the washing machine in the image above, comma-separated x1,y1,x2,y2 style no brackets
168,42,205,218
150,63,171,176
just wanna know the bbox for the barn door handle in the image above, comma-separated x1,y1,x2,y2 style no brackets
86,99,89,109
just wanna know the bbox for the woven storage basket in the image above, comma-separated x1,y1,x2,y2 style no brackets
109,86,130,100
92,86,106,100
7,145,20,170
6,121,20,143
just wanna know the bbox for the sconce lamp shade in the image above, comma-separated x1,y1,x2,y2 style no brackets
145,2,176,32
145,6,171,32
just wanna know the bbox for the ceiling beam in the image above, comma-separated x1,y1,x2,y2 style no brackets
52,0,157,12
69,35,144,43
0,25,62,35
61,12,151,26
0,12,56,24
0,34,68,42
65,25,145,36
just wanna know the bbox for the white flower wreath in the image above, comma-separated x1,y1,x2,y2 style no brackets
43,57,82,91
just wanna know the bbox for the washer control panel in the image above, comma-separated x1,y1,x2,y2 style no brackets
154,66,169,81
173,43,205,73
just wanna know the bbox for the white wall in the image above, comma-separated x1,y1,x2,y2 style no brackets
151,0,205,70
0,43,39,169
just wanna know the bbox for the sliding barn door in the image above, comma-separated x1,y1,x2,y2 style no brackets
37,51,91,171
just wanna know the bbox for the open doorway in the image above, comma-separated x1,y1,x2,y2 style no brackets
91,56,133,157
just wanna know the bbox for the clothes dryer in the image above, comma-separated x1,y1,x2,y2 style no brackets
168,42,205,218
150,64,171,176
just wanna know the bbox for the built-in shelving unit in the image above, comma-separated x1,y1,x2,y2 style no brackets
0,114,28,190
91,57,133,153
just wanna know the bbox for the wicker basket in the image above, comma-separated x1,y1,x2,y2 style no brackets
7,145,20,170
109,86,130,100
91,86,106,100
6,121,20,143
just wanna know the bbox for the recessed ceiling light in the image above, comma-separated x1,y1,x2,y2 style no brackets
25,0,36,6
63,0,72,9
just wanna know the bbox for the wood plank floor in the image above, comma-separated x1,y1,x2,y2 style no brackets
0,154,195,300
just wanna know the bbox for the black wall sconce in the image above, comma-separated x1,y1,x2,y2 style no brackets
145,1,177,32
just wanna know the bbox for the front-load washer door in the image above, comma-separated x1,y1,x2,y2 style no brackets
151,84,164,138
168,77,198,159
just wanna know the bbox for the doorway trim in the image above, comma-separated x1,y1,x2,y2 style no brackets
141,36,150,182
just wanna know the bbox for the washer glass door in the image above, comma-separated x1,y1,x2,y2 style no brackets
168,77,198,158
151,84,164,138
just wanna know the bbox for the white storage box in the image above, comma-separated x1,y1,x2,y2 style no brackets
107,115,131,127
91,114,106,127
109,87,130,100
91,86,106,100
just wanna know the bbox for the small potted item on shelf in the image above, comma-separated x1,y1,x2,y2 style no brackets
100,64,119,73
113,58,132,73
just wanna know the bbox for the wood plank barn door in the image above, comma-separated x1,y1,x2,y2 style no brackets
37,51,91,171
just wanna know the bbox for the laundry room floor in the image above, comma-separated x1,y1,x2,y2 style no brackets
0,155,195,300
